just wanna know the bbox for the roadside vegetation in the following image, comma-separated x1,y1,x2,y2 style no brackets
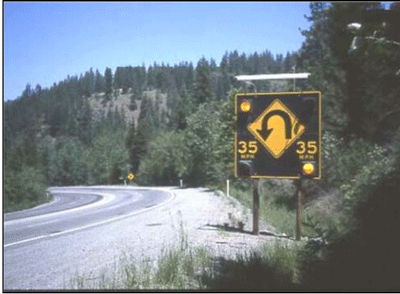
69,216,303,291
4,2,400,291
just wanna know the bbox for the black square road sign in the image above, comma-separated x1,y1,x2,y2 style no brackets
235,91,321,179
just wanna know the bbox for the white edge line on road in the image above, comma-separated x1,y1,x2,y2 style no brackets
4,188,176,249
4,192,115,227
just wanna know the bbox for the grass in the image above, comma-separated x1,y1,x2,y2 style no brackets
221,179,324,238
224,179,299,237
67,209,302,291
260,202,296,236
68,240,301,291
207,240,301,291
68,244,213,290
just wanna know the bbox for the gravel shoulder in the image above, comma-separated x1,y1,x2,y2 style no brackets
173,187,283,257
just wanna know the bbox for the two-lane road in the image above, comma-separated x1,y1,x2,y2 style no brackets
4,186,275,290
3,186,174,289
4,187,171,247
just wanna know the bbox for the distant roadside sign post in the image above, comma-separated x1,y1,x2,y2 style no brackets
234,73,321,239
119,176,126,186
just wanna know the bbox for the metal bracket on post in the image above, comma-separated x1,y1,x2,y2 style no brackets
295,178,303,241
253,179,260,235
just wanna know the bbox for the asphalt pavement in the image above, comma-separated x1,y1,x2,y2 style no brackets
3,186,173,289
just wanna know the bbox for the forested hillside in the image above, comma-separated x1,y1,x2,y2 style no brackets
4,48,296,211
4,2,400,289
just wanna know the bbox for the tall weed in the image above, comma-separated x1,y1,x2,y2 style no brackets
201,240,301,291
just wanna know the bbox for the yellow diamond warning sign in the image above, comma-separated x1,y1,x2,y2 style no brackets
235,91,321,179
247,99,305,159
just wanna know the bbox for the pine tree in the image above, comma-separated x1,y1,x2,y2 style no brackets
88,67,95,94
95,69,105,94
194,57,213,105
104,67,113,103
125,120,138,171
77,99,92,145
185,62,195,91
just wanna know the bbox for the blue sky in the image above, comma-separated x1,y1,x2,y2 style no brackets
4,2,313,101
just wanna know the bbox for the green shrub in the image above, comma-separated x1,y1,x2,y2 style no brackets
302,132,395,239
340,143,394,209
4,166,48,212
320,131,391,190
299,132,400,291
136,131,186,186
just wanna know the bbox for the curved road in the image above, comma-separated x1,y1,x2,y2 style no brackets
4,191,101,222
3,186,174,289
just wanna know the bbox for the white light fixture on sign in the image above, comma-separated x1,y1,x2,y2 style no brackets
235,73,311,81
